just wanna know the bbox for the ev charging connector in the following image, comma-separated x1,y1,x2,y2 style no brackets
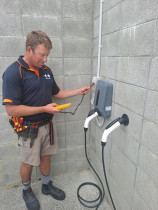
101,114,129,147
84,110,98,131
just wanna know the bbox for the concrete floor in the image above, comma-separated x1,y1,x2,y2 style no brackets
0,170,112,210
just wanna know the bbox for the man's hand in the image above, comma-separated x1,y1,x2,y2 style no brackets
78,87,91,95
43,103,61,114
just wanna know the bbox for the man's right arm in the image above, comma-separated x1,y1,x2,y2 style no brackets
5,103,61,117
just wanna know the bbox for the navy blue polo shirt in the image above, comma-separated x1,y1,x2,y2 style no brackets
2,56,60,121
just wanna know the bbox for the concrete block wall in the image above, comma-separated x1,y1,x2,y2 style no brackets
90,0,158,210
0,0,93,187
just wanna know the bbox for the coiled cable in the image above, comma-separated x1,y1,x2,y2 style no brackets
77,130,105,209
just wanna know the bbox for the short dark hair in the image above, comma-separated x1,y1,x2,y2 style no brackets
26,30,52,51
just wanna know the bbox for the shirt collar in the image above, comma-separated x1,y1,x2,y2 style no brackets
18,56,46,71
18,56,30,69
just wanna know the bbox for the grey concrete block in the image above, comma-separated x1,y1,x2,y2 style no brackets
21,0,61,16
5,172,21,186
0,161,2,173
64,74,91,89
89,121,97,139
111,128,139,165
103,0,123,12
2,157,21,173
141,120,158,156
148,57,158,91
92,56,98,75
0,113,13,130
51,149,66,163
31,166,38,181
0,79,2,97
51,161,66,176
115,82,146,115
109,159,135,205
57,136,65,150
93,0,100,18
101,57,118,80
93,37,99,57
66,120,84,136
101,32,120,56
0,129,17,145
118,20,156,56
0,174,5,187
65,93,91,107
63,39,92,58
110,143,136,188
121,0,158,28
65,146,85,162
63,18,92,38
65,133,85,149
144,90,158,124
0,14,23,36
22,16,62,38
0,37,25,57
102,4,122,35
117,57,151,88
105,174,131,210
138,145,158,187
54,111,66,123
0,143,19,160
135,168,158,210
65,158,89,172
55,122,65,137
153,20,158,55
113,103,143,141
65,106,90,122
0,102,6,113
53,75,64,89
47,58,63,76
64,58,92,75
93,16,99,38
132,190,151,210
1,0,21,14
63,0,93,18
49,38,62,58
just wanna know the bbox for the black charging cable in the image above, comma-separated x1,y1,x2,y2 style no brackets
102,144,116,210
77,129,105,209
60,94,85,115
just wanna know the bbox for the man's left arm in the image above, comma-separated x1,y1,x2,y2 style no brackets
53,87,90,99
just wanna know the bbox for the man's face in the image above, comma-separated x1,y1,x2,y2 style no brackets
29,44,50,69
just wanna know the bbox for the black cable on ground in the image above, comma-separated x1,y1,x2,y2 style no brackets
102,146,116,210
77,130,105,209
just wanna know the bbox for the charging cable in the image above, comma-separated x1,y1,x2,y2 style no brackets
77,110,105,209
101,114,129,210
77,112,129,210
77,128,105,209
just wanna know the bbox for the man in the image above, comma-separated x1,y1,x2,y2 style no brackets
2,30,90,210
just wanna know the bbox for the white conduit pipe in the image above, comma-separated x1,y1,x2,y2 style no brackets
96,0,104,127
97,0,104,78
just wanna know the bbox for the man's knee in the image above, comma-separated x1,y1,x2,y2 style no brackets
21,162,33,170
40,155,51,162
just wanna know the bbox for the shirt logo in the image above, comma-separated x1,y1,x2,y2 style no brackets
44,74,51,79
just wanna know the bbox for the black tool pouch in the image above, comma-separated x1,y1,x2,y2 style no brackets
29,127,39,148
21,127,31,141
9,118,14,128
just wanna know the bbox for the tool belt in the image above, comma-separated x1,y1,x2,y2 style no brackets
9,117,54,148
